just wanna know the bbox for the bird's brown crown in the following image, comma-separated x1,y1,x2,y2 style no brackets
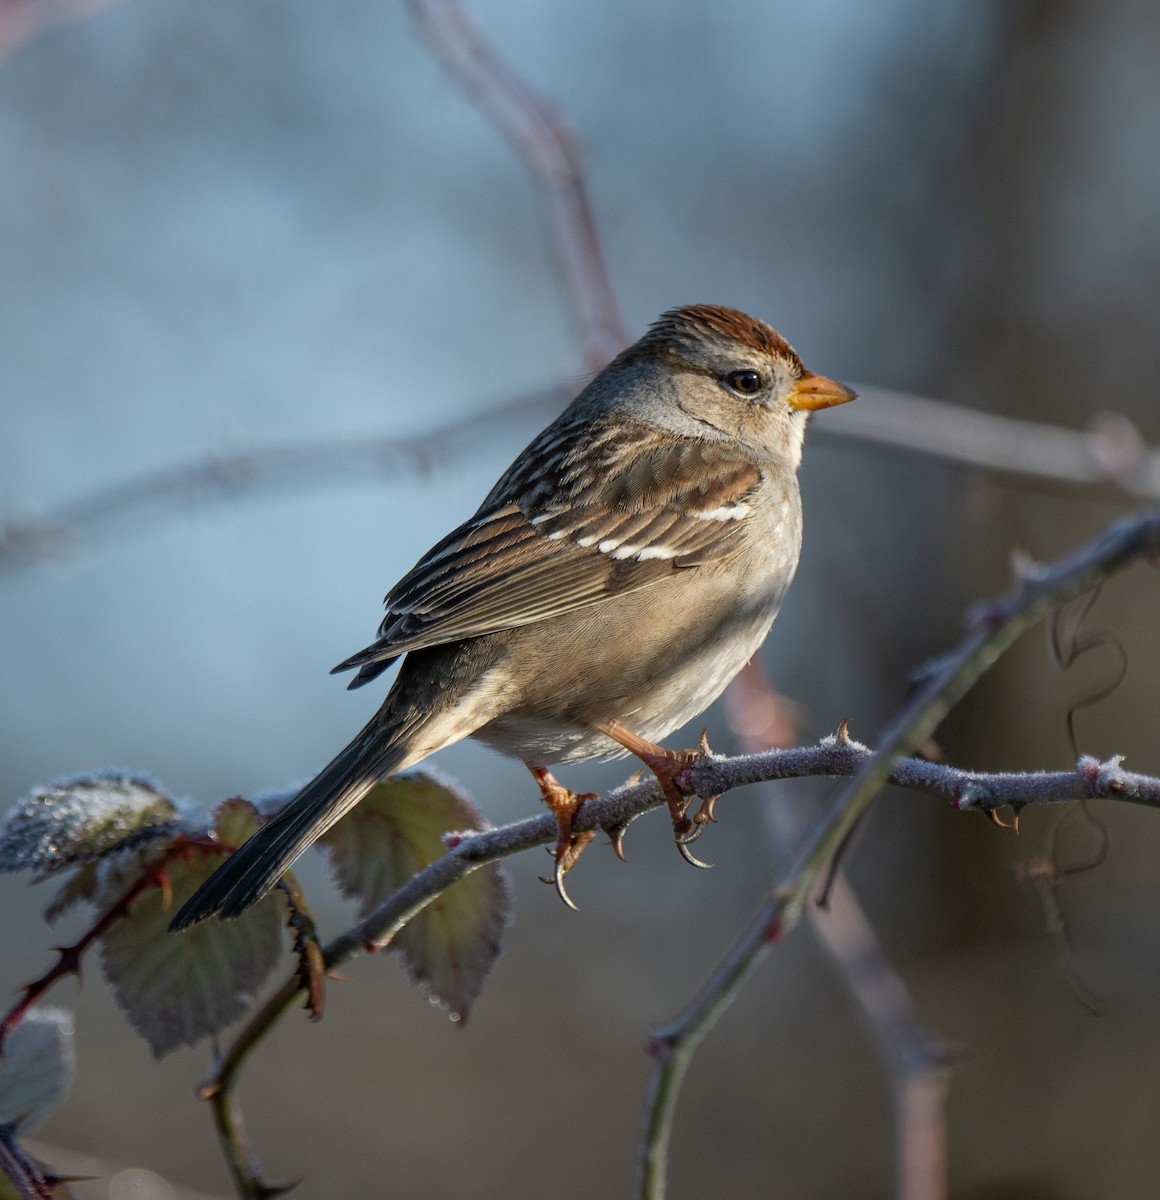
625,304,802,372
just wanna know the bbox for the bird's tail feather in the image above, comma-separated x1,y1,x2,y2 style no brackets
170,714,409,929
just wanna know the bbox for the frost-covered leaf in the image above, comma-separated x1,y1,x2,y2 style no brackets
321,771,511,1021
99,854,282,1057
0,1008,75,1132
0,773,182,878
43,863,100,925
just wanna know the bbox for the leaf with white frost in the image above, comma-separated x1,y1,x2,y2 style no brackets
0,772,182,878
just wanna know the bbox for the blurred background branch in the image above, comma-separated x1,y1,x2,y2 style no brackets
405,0,628,368
3,384,1158,583
726,662,951,1200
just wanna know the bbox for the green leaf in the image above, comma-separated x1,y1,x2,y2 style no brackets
99,854,283,1057
0,1008,75,1132
212,797,263,847
321,771,511,1022
0,773,181,878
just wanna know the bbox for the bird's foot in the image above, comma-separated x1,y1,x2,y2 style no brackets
527,764,597,910
597,722,718,869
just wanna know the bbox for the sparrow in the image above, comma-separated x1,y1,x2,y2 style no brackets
171,304,854,927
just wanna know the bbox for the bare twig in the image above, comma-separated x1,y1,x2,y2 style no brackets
0,390,557,581
206,1085,293,1200
636,504,1160,1199
405,0,629,367
831,388,1160,502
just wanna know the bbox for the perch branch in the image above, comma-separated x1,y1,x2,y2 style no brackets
197,736,1160,1187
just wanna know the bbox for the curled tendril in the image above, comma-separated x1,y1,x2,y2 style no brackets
1049,585,1128,760
1019,589,1126,1014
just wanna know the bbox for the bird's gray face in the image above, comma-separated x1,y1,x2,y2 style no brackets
644,334,856,470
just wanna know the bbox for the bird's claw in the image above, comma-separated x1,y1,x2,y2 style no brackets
675,837,713,869
538,826,596,910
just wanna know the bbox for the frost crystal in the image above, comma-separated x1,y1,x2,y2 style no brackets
0,771,182,876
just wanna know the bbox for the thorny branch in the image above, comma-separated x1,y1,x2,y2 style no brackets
0,836,214,1052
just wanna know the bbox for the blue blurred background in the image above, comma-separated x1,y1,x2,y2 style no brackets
2,1,1160,1197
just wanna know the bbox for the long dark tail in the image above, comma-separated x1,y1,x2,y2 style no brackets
170,711,410,929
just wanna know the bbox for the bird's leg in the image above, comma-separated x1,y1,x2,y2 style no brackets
526,763,597,911
597,720,716,869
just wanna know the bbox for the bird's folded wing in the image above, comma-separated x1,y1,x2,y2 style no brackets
332,429,762,680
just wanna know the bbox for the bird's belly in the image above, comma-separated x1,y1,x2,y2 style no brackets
473,594,781,765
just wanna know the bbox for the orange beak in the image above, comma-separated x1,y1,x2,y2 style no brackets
787,370,857,411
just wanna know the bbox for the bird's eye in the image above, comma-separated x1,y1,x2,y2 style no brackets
724,369,763,396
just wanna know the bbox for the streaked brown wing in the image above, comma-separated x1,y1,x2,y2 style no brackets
332,421,762,684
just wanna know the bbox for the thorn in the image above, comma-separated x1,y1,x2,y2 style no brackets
325,970,347,982
698,728,713,756
692,794,718,826
836,717,851,743
606,823,629,862
987,807,1019,832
